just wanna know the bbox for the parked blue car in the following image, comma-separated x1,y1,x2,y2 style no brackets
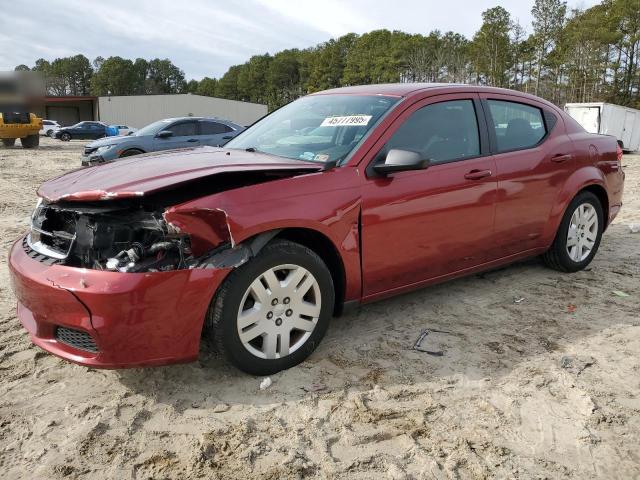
55,121,108,141
81,117,245,166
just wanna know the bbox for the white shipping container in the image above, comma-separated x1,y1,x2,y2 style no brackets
564,102,640,152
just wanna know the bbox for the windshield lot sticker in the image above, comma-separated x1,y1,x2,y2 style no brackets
314,154,330,162
299,151,315,161
321,115,372,127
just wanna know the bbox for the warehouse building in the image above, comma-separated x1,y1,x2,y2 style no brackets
38,94,267,128
35,96,98,126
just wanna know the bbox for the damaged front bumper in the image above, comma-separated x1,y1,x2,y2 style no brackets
8,237,231,368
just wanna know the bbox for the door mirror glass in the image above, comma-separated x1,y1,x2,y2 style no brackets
156,130,173,139
373,149,430,176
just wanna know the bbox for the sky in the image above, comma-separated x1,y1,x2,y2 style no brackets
0,0,601,80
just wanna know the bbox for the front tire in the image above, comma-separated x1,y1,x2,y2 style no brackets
60,132,71,141
543,191,603,272
1,138,16,147
206,239,335,375
20,134,39,149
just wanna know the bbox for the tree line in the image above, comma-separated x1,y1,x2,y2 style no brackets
15,56,187,97
15,0,640,111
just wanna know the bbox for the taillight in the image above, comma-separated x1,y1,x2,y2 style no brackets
616,144,623,163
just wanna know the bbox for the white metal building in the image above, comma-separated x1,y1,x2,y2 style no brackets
97,94,267,128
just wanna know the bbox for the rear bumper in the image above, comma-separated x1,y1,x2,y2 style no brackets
8,236,231,368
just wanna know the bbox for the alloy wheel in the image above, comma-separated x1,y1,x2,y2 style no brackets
237,264,321,359
566,203,598,262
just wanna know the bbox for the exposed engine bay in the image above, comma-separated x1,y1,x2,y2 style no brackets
28,200,191,272
25,168,319,272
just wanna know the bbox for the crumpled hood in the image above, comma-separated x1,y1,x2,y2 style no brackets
38,147,323,202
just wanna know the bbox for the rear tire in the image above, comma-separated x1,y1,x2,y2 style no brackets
20,135,39,149
1,138,16,147
543,191,603,272
205,239,335,375
46,129,54,137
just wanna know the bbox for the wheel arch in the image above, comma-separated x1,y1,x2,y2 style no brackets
544,167,609,244
274,227,347,316
119,147,146,157
579,184,609,229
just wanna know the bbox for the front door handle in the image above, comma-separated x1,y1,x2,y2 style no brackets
464,169,492,180
187,138,199,143
551,154,572,163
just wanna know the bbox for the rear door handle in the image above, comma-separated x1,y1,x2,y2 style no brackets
551,154,572,163
187,138,199,143
464,169,492,180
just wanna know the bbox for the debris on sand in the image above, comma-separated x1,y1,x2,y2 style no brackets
560,355,596,375
302,383,327,393
259,377,272,390
212,403,230,413
413,329,445,356
612,290,630,297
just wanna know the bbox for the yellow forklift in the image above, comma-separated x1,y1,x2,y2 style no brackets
0,109,42,148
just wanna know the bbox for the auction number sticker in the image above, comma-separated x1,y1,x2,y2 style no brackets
321,115,372,127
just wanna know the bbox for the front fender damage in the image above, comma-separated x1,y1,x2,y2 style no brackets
163,207,235,254
163,206,281,270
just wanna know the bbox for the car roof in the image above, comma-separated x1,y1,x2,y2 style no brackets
164,116,231,122
311,83,559,109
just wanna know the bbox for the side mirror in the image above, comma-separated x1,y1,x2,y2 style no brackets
156,130,173,139
373,149,430,176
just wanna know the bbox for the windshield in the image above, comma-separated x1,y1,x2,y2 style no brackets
134,119,173,137
226,94,399,163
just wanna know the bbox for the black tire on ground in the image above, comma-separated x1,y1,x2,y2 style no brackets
542,191,604,273
1,138,16,147
119,149,144,158
46,130,54,137
60,132,71,141
20,134,39,149
205,239,335,375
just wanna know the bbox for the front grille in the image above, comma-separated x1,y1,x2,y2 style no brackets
55,327,98,353
1,111,31,124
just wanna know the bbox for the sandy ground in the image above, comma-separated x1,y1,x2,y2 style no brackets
0,137,639,480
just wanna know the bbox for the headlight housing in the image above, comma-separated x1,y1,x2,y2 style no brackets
95,145,114,154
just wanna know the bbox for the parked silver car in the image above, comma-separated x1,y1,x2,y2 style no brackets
81,117,245,165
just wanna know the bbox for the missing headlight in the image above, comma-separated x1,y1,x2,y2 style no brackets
28,200,192,272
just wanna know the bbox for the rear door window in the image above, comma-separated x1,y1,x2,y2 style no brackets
200,121,233,135
385,99,480,164
169,121,198,137
487,100,546,152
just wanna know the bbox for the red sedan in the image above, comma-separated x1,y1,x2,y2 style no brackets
9,84,625,374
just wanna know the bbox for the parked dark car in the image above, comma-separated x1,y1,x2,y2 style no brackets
9,84,625,375
54,121,108,141
81,117,244,166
